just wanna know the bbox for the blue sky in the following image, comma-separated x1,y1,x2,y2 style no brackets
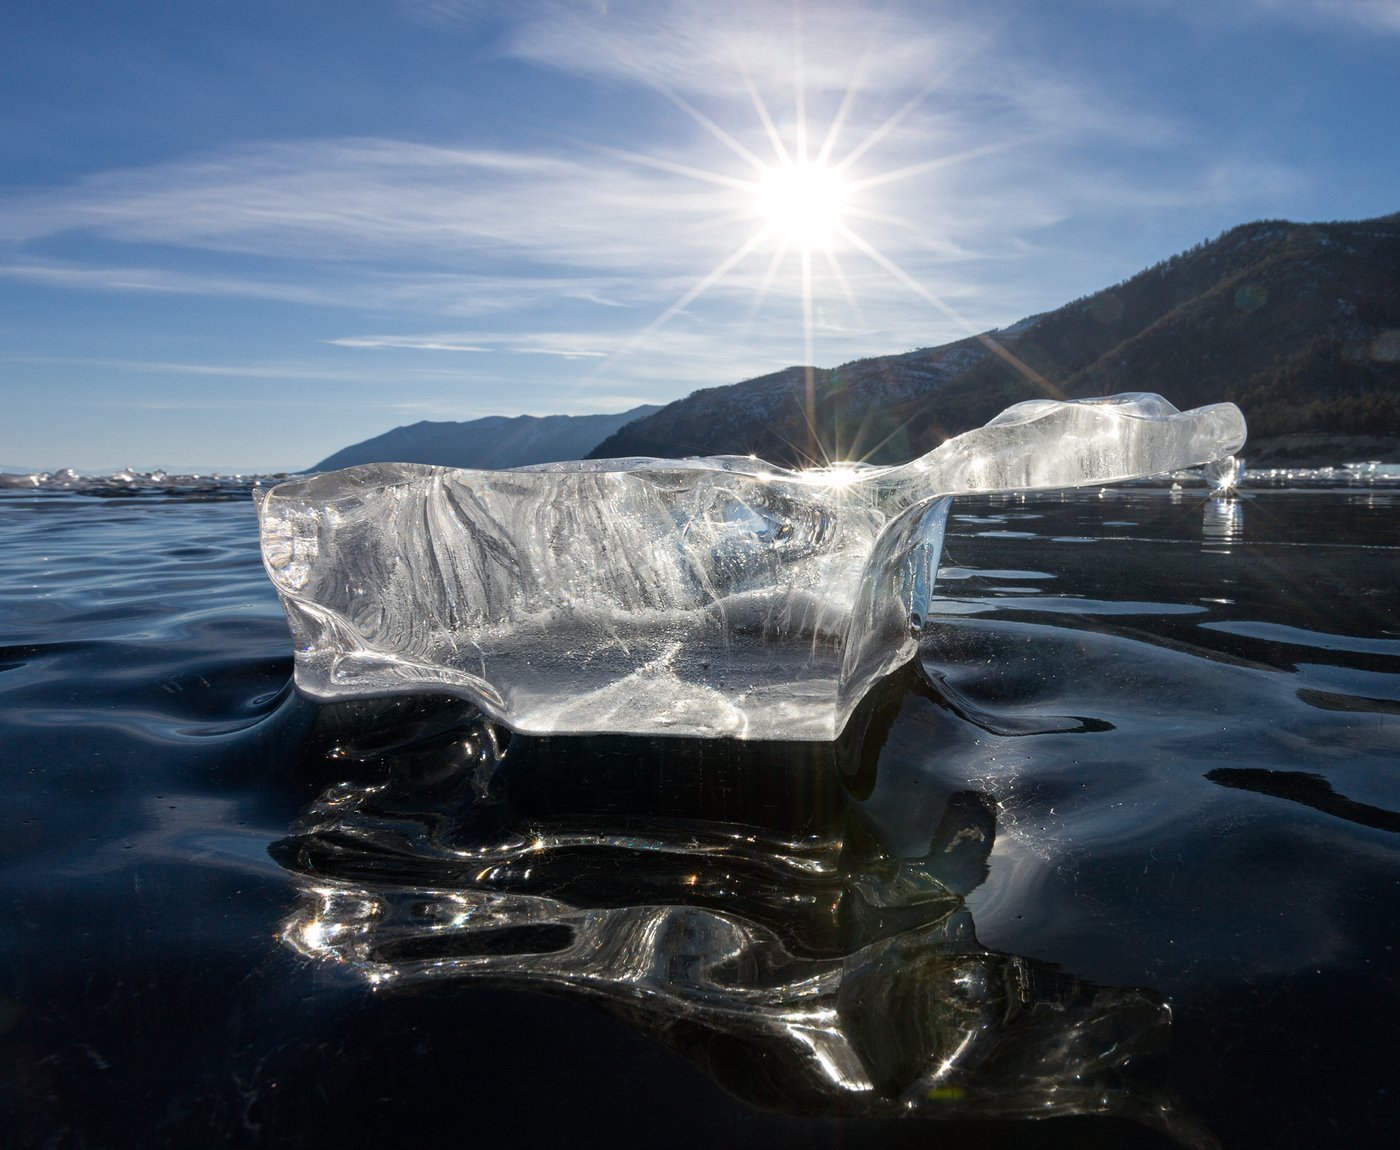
2,0,1398,472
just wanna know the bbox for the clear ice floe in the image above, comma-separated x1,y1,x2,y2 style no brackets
255,393,1246,740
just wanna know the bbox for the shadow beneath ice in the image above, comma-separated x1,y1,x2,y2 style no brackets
269,672,1213,1147
1206,767,1400,833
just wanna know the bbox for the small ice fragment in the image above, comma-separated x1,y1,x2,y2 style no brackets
1204,454,1245,494
256,393,1246,740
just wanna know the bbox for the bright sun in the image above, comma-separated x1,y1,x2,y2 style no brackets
592,23,1012,441
755,159,851,252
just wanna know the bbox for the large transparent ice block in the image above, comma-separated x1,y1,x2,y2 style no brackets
256,393,1245,739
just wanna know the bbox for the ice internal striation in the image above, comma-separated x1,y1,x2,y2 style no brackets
255,393,1245,739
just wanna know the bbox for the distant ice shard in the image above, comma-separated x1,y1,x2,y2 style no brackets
1203,453,1245,494
256,393,1245,740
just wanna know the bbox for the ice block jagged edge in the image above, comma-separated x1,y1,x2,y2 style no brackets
254,394,1247,741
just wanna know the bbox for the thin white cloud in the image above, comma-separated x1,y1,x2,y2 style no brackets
328,335,493,352
0,139,740,273
0,132,1026,339
2,353,473,383
0,0,1322,403
977,157,1308,218
400,0,501,27
1255,0,1400,34
516,346,608,358
504,0,984,104
1,318,826,401
0,261,355,307
0,4,1200,292
0,257,647,318
505,0,1188,153
1051,0,1400,37
327,331,609,358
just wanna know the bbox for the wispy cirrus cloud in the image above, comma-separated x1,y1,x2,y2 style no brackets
0,117,1202,339
328,335,493,352
502,0,1190,152
3,315,796,399
1253,0,1400,34
0,261,357,307
0,0,1207,292
1106,0,1400,37
0,0,1324,404
503,0,973,99
0,256,644,318
0,134,991,348
0,139,732,272
1,353,466,383
328,331,607,358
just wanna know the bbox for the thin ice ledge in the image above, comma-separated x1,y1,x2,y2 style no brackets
256,393,1245,740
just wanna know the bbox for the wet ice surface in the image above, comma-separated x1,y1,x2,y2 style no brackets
254,395,1244,739
2,481,1398,1148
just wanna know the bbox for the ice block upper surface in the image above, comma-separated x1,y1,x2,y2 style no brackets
256,394,1245,739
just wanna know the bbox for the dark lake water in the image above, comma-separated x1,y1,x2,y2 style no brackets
2,478,1398,1148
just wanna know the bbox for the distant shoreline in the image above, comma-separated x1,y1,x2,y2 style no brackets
1241,433,1400,467
5,435,1400,485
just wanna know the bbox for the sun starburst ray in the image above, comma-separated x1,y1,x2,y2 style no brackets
800,244,819,460
836,222,1065,399
849,135,1040,192
820,246,867,331
562,7,1051,435
845,403,923,465
814,4,903,169
587,227,773,383
588,142,757,193
831,76,944,176
739,67,791,166
839,203,925,230
741,243,792,334
792,4,809,162
660,88,770,174
814,58,869,168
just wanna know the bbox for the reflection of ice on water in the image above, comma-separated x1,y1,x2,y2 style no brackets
1202,496,1244,553
270,695,1215,1146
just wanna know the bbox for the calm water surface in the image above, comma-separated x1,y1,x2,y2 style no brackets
1,482,1397,1148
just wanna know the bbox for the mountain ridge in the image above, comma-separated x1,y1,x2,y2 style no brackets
306,213,1399,473
589,213,1400,467
307,404,663,472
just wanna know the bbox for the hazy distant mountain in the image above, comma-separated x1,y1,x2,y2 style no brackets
308,404,662,472
590,213,1400,466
